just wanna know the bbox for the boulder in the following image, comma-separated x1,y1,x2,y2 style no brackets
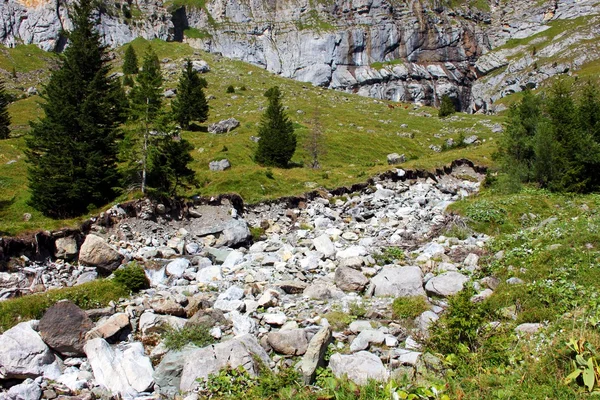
387,153,406,165
329,351,389,385
84,339,154,399
179,334,270,392
154,345,199,397
54,237,78,260
349,329,386,352
267,329,309,355
149,297,186,316
209,159,231,171
166,258,190,278
208,118,240,134
313,234,335,259
300,326,332,384
215,219,251,247
424,271,470,297
39,300,93,357
334,266,369,292
85,313,130,341
138,311,186,339
191,60,210,73
3,379,42,400
371,266,426,297
78,234,123,273
0,321,62,380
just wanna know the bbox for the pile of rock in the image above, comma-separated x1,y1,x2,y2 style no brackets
0,163,529,399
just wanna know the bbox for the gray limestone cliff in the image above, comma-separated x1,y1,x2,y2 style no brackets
1,0,599,111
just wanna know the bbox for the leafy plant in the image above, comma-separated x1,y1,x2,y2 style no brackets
250,226,265,242
323,310,354,331
112,262,149,293
375,246,405,265
162,323,215,350
392,296,430,320
226,85,235,93
564,338,600,393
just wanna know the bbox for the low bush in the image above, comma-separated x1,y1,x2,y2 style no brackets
392,296,430,320
226,85,235,93
162,323,215,350
112,262,150,293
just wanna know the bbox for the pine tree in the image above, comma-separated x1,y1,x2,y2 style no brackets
0,79,11,140
26,0,125,217
123,44,139,75
147,132,197,196
130,46,162,121
438,94,456,118
171,59,208,130
254,86,296,167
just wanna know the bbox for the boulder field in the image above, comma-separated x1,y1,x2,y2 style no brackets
0,162,532,399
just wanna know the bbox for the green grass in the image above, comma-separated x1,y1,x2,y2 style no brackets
0,280,129,333
162,324,215,350
437,186,600,398
0,44,57,74
391,296,430,320
184,27,213,39
0,39,504,236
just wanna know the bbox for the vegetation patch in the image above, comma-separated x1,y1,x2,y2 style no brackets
392,296,430,320
162,323,215,350
112,262,150,293
0,280,129,332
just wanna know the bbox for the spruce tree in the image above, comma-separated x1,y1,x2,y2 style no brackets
123,44,139,75
0,79,11,140
26,0,125,217
171,59,208,130
254,86,296,167
438,94,456,118
147,132,197,196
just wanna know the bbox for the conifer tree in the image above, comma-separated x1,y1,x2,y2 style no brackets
438,94,457,118
147,132,197,196
0,79,11,140
123,44,139,75
26,0,125,217
171,59,208,130
254,86,296,167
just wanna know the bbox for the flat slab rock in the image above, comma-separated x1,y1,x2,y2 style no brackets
329,351,389,385
371,266,426,297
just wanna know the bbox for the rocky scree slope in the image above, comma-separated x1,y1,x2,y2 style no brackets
1,0,599,111
0,162,535,399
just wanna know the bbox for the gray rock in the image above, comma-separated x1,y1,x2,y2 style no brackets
267,329,309,355
209,159,231,171
313,234,335,259
191,60,210,73
54,237,78,260
39,300,93,357
372,266,426,297
424,271,470,297
300,326,332,384
329,351,389,385
215,219,251,247
85,313,130,341
208,118,240,134
4,379,41,400
0,321,62,380
154,345,199,397
334,266,369,292
75,271,97,285
84,339,154,399
387,153,406,165
78,234,123,273
515,323,543,335
166,258,190,278
179,334,270,392
349,329,386,352
463,135,479,145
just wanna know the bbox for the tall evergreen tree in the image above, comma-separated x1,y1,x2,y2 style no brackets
122,44,139,75
26,0,125,217
254,86,296,168
438,94,456,118
147,132,197,196
171,59,208,130
0,79,11,140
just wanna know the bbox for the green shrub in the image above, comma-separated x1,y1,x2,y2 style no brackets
375,246,405,265
0,280,129,332
250,226,265,242
428,286,491,354
112,262,150,293
438,94,456,118
162,324,215,350
392,296,430,320
323,310,354,331
226,85,235,93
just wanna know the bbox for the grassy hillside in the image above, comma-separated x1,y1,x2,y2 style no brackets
0,38,503,235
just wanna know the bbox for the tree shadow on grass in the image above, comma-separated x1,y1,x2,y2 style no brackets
0,197,15,236
188,123,207,132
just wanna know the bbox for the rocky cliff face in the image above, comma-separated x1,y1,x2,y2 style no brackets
1,0,599,111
